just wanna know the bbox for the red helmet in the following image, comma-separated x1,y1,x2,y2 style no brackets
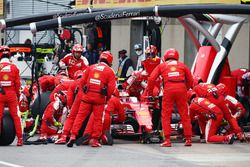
187,89,196,102
39,75,55,92
163,48,179,61
57,91,67,105
145,45,157,58
72,44,83,54
0,45,11,58
22,85,31,97
18,94,29,113
73,70,84,80
216,83,228,95
99,51,113,66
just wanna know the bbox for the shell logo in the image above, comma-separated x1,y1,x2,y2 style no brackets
3,74,9,80
170,66,176,71
207,84,213,88
94,73,100,78
204,100,210,105
137,111,149,116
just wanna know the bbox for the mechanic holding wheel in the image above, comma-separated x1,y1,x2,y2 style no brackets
148,48,193,147
0,46,23,146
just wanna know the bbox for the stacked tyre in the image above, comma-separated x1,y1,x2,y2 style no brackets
0,109,16,146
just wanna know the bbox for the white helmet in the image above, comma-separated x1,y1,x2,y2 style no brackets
134,44,142,50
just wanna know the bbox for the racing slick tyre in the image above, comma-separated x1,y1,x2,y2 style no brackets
30,91,51,118
0,109,16,146
192,120,201,136
238,97,249,125
124,116,139,133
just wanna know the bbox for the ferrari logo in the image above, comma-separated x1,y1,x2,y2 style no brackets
3,74,9,80
170,66,176,71
94,73,100,78
0,64,2,69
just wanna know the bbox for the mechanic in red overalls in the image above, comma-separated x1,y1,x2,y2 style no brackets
55,70,85,144
122,45,162,98
38,75,55,92
78,88,125,145
231,68,250,98
0,46,23,146
141,45,162,96
193,82,244,141
59,44,88,79
67,51,116,147
141,45,161,76
39,92,67,141
216,83,247,142
148,48,193,147
188,90,235,144
49,79,74,102
121,70,147,99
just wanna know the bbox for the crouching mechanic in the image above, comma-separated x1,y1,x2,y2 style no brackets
216,83,247,142
0,46,23,146
188,90,235,144
39,92,67,142
76,88,125,145
67,51,116,147
148,48,193,147
193,81,245,142
55,71,85,144
121,71,147,99
216,83,246,120
38,75,56,92
49,79,74,102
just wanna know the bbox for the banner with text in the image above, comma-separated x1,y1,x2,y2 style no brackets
76,0,240,9
0,0,3,16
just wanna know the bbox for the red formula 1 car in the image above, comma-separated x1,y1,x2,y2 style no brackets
111,91,162,143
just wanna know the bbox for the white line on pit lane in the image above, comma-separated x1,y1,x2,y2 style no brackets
0,161,24,167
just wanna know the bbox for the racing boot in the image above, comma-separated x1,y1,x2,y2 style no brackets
90,138,102,147
101,131,113,146
38,133,47,141
55,134,67,145
160,139,171,147
36,134,48,144
76,134,91,146
200,134,206,143
184,138,192,146
236,132,247,142
67,135,76,148
224,134,235,144
17,138,23,146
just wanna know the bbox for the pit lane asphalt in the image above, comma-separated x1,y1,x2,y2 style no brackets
0,136,250,167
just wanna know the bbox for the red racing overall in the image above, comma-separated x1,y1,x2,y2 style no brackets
0,57,22,146
189,97,232,143
70,62,116,143
148,59,193,146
